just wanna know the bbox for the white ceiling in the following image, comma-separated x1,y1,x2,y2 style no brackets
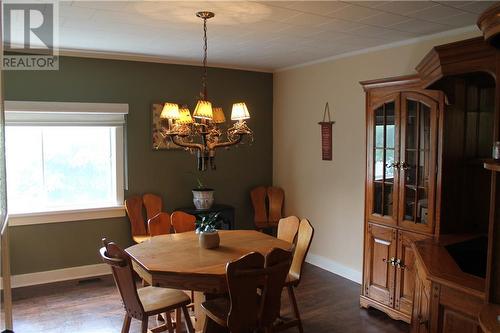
32,1,500,71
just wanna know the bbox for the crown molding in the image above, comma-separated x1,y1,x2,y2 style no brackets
57,47,274,73
275,25,481,73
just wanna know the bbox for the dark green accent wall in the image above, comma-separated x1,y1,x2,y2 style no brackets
4,56,273,275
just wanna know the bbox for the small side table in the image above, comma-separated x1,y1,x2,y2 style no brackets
175,204,235,230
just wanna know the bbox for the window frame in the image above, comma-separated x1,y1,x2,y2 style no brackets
4,101,128,226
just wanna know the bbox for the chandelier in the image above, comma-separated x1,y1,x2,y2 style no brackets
160,11,253,171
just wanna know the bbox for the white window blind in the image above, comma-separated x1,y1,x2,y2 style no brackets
4,101,128,126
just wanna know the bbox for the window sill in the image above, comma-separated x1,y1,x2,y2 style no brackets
8,206,126,226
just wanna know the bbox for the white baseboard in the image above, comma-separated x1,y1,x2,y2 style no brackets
1,263,111,289
2,256,361,290
306,253,362,284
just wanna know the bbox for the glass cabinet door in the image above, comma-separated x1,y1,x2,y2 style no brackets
368,96,399,225
398,93,438,233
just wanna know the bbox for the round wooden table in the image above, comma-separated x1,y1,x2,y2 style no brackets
126,230,292,332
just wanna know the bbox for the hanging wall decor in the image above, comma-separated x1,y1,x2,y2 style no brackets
318,102,335,161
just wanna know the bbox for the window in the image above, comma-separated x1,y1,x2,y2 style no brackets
4,101,128,225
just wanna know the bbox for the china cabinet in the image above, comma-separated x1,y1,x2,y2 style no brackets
360,33,499,327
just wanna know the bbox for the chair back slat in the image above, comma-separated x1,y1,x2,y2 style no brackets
143,193,162,220
226,252,265,333
171,211,196,233
290,219,314,283
250,186,268,224
148,212,171,237
260,248,292,327
277,216,300,244
125,196,147,236
99,238,145,320
267,187,284,224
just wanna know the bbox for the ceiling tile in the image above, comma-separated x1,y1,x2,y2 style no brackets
387,18,451,34
349,25,400,39
375,1,439,15
437,12,478,27
458,1,497,14
406,3,467,21
59,3,96,20
348,1,392,9
281,12,336,27
435,1,475,8
327,4,385,21
281,1,351,15
316,18,365,32
358,12,410,27
47,1,482,71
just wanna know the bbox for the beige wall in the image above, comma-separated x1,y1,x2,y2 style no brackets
273,28,481,283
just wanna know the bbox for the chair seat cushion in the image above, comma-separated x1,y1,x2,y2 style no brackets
138,286,191,314
201,297,230,327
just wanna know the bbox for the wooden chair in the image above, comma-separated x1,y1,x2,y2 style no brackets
277,216,300,244
275,218,314,333
125,196,149,244
171,211,196,233
267,187,284,226
143,193,163,221
148,212,172,237
201,248,292,333
251,186,285,232
99,238,194,333
260,248,293,332
251,186,268,230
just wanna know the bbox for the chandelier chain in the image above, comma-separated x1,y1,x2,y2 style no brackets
202,17,208,100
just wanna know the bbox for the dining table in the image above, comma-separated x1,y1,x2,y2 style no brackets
125,229,293,332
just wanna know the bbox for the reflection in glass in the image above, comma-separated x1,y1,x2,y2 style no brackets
405,151,417,185
417,188,428,225
406,100,417,149
373,182,383,215
404,187,416,221
386,102,395,149
420,104,431,151
375,149,384,181
385,149,394,180
383,184,393,216
375,106,384,148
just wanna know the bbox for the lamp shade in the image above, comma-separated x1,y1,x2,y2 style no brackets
193,100,213,119
231,102,250,121
212,107,226,124
160,103,180,120
177,108,194,124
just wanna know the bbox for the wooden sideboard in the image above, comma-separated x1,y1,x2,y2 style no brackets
412,236,485,333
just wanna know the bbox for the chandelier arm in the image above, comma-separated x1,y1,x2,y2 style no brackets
209,134,244,149
169,135,204,151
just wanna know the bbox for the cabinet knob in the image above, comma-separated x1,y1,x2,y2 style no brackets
396,258,406,269
400,162,410,171
386,161,400,169
383,257,396,266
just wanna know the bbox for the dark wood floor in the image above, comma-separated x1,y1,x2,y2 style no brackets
9,263,409,333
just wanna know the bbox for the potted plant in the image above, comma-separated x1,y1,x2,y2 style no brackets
196,212,222,249
191,173,214,210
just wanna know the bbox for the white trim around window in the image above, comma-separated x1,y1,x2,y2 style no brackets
8,206,126,226
5,101,128,226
